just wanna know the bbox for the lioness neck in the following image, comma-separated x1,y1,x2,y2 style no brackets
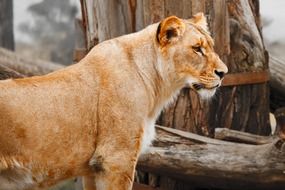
84,24,183,120
127,24,184,119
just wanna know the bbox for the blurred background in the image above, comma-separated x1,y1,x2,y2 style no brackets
14,0,81,65
260,0,285,62
12,0,285,65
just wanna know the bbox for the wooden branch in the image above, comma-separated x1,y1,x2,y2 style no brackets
137,127,285,190
214,127,274,145
0,47,64,76
156,125,236,145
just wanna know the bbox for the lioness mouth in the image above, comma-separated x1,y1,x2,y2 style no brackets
192,83,219,90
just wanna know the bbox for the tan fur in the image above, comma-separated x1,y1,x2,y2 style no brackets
0,13,227,190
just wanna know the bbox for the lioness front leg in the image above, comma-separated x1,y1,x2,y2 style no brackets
89,125,143,190
93,157,137,190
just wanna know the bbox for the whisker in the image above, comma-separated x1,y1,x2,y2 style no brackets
193,83,205,90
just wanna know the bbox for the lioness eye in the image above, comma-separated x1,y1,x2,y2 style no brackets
192,46,204,55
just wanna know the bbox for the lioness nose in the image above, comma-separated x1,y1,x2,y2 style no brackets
214,70,225,79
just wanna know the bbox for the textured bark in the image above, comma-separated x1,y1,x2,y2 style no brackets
207,0,270,136
138,128,285,190
0,47,64,76
0,0,14,50
214,127,274,144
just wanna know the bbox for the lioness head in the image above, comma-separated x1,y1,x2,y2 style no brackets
156,13,228,99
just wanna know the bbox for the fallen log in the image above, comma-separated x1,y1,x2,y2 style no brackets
0,47,63,76
137,126,285,190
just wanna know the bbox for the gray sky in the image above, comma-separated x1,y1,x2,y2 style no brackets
260,0,285,43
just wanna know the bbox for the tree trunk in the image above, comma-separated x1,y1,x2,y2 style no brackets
0,0,14,50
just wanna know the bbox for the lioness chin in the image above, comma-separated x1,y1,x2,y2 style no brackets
0,13,227,190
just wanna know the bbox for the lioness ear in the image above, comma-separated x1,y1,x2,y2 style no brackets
189,12,209,32
156,16,185,46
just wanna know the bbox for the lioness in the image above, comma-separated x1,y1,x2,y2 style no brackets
0,13,227,190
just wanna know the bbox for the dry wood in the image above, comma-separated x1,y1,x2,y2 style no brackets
222,70,269,86
156,125,236,145
137,127,285,190
210,0,270,136
0,47,63,76
214,127,274,145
